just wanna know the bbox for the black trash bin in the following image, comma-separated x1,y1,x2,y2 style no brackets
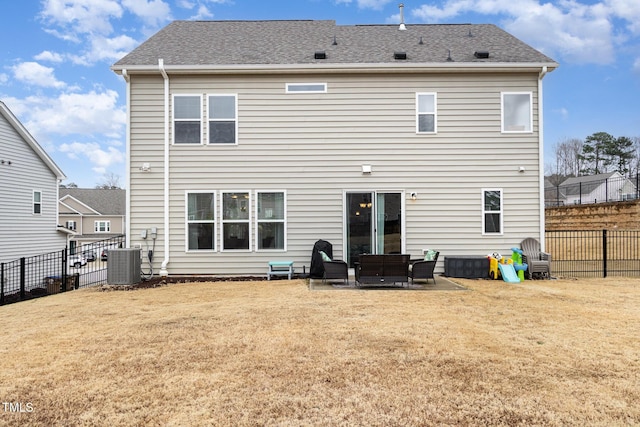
309,240,333,279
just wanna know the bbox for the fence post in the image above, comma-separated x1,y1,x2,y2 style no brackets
602,229,608,278
61,248,68,292
1,263,4,305
20,257,26,300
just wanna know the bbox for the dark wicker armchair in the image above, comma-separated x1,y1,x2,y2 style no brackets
323,260,349,285
410,251,440,284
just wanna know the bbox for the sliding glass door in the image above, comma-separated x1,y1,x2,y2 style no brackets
346,192,403,267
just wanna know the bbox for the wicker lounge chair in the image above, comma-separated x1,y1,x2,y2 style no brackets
520,238,552,279
410,251,440,284
322,259,349,285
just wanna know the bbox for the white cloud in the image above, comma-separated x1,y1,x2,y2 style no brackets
634,57,640,74
334,0,392,9
69,34,140,65
411,0,629,65
121,0,172,28
9,90,125,138
40,0,123,36
34,51,64,63
11,62,66,88
59,141,125,171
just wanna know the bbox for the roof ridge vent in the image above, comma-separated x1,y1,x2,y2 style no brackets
399,3,407,31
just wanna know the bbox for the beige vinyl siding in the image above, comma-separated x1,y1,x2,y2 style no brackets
128,72,542,276
0,114,66,263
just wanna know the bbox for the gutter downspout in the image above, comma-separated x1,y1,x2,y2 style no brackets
538,66,548,251
122,69,131,249
159,59,170,277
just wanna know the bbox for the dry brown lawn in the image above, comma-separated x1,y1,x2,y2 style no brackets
0,277,639,426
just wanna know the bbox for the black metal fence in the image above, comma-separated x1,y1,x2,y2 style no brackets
1,235,125,305
546,229,640,278
545,174,640,207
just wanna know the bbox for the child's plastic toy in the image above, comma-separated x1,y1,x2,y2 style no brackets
510,247,528,282
498,263,520,283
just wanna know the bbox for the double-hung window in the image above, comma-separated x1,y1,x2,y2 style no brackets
208,95,237,144
482,189,503,235
222,192,250,250
95,220,111,233
502,92,532,132
256,192,286,250
416,93,437,133
186,192,216,251
33,191,42,214
174,95,202,144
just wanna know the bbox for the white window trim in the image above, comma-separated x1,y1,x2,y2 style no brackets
172,94,203,145
94,220,111,233
66,220,77,231
482,188,504,236
416,92,437,134
185,191,217,252
33,190,42,215
286,83,327,93
206,93,238,145
255,190,287,252
221,191,252,252
501,92,533,133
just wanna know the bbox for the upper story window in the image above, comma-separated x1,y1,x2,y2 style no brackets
95,220,111,233
173,95,202,144
66,220,77,231
208,95,237,144
33,191,42,214
186,192,216,251
502,92,532,133
482,189,503,235
416,93,437,133
286,83,327,93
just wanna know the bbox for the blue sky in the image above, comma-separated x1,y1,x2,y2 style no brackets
1,0,639,188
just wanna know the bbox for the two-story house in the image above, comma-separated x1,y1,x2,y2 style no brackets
0,101,68,264
59,188,126,255
111,20,557,277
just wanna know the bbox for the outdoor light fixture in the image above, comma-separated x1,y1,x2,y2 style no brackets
411,192,417,200
140,163,151,172
518,166,526,173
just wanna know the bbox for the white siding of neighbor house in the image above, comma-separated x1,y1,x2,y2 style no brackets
127,72,543,276
0,113,66,263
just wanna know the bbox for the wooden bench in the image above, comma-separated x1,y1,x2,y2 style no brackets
267,261,294,280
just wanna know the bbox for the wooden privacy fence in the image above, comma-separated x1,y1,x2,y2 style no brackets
546,229,640,277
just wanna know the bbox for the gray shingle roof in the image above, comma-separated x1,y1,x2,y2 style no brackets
112,20,557,69
60,188,126,216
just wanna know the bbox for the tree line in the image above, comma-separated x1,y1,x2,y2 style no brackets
546,132,640,186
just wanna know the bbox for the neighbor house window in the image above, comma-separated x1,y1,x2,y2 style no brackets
95,221,111,233
186,192,216,251
66,220,76,231
286,83,327,93
173,95,202,144
482,189,503,235
256,192,286,250
33,191,42,214
416,93,437,133
222,192,250,250
502,92,532,132
208,95,237,144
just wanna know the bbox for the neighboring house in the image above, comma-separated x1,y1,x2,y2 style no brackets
0,101,68,263
560,172,637,205
544,178,566,207
59,188,126,254
111,19,558,277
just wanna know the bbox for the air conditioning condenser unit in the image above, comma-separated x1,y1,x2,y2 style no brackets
107,248,141,285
